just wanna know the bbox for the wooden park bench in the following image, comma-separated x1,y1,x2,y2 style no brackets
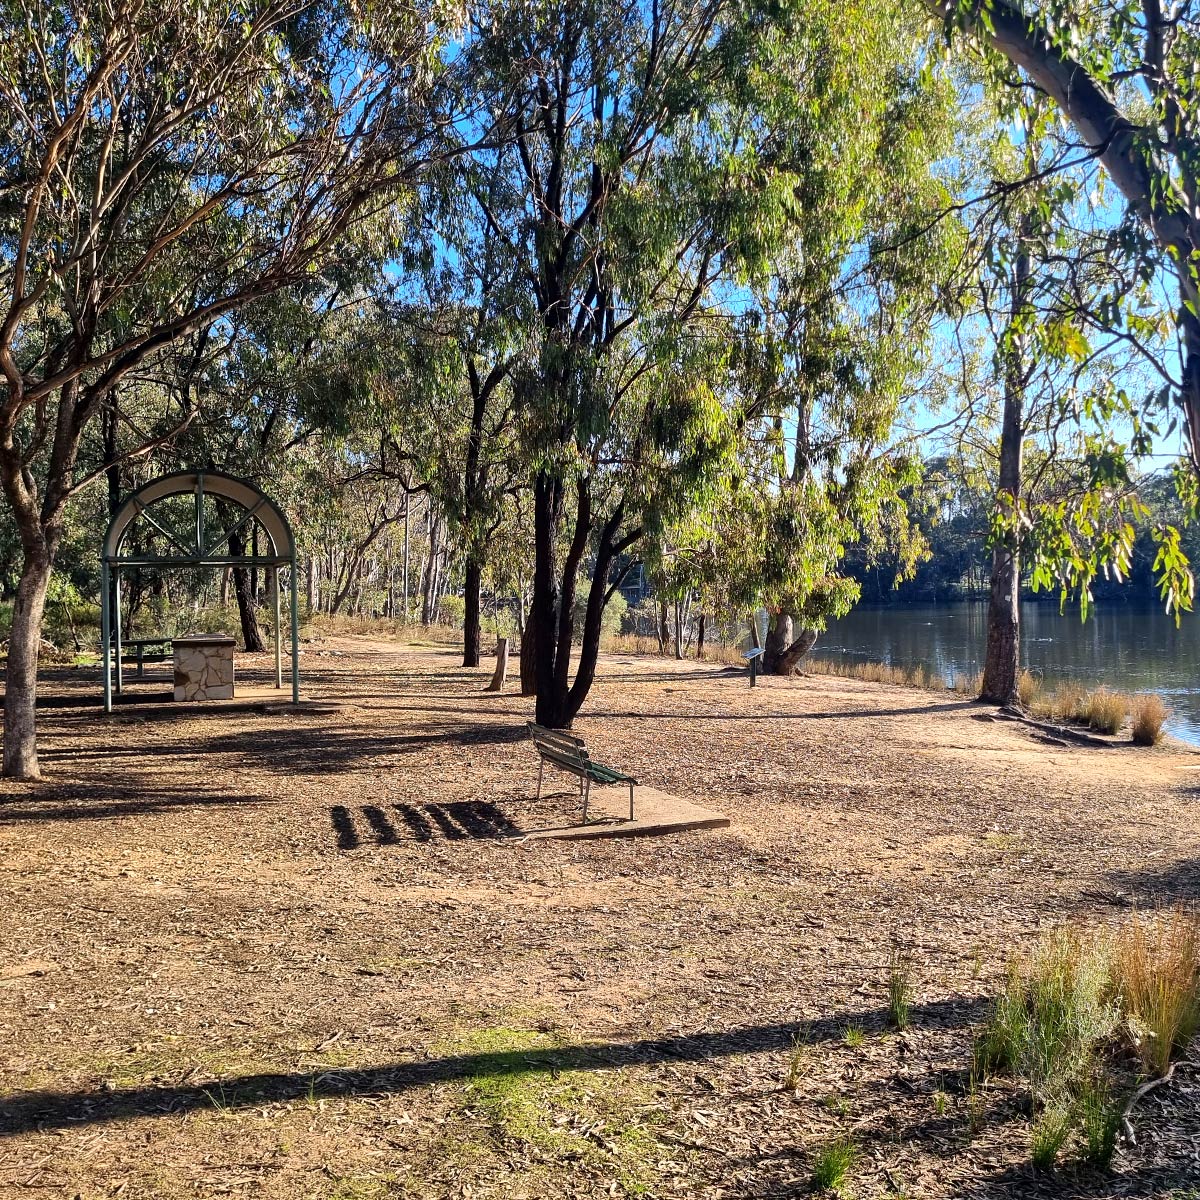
526,722,637,823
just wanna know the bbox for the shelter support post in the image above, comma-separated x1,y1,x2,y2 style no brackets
289,560,300,704
113,569,124,695
272,566,283,689
101,562,112,713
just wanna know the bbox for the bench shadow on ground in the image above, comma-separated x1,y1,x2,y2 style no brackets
332,800,519,848
331,792,601,848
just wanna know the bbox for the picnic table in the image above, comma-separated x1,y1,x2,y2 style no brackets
111,636,174,678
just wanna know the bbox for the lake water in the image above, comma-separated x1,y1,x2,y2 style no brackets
811,601,1200,744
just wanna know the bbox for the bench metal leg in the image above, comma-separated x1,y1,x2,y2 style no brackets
536,759,545,803
629,782,635,822
582,777,591,824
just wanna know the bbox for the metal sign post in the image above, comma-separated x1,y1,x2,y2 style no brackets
743,646,765,687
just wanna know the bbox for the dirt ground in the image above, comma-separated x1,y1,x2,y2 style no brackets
2,635,1199,1200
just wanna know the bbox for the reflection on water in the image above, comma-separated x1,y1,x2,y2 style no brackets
812,601,1200,744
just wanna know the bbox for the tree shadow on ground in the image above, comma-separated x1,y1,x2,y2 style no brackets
0,995,985,1137
1106,856,1200,904
584,701,976,722
31,716,528,777
0,783,273,823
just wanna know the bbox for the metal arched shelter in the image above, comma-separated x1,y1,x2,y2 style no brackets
100,470,300,712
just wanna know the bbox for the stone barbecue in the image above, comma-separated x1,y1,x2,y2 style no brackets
173,635,235,701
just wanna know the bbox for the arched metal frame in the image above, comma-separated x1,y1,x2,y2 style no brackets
100,469,300,712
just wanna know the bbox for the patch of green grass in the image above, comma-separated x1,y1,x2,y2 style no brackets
932,1090,949,1116
433,1023,664,1195
811,1137,858,1194
325,1175,396,1200
982,830,1021,853
842,1025,866,1049
453,1026,570,1146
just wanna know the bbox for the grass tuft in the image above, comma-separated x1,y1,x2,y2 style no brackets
1131,693,1169,746
1030,1104,1072,1171
1017,669,1041,708
810,1137,858,1193
783,1026,808,1092
842,1025,865,1049
1076,1070,1122,1168
1084,687,1128,735
888,948,915,1030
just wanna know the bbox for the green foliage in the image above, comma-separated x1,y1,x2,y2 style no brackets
438,595,465,630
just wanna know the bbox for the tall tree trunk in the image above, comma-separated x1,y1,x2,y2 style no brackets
658,600,669,655
228,528,266,652
673,598,684,660
463,553,483,667
531,472,563,724
520,606,538,696
2,544,53,779
981,233,1031,706
402,501,410,620
250,526,259,607
696,612,706,659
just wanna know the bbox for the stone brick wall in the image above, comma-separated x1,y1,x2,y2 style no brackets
173,636,235,701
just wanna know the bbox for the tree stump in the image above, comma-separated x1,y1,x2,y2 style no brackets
487,637,510,692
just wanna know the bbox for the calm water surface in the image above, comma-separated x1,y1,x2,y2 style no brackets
811,602,1200,744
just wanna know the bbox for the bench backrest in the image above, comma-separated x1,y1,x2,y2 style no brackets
527,722,591,771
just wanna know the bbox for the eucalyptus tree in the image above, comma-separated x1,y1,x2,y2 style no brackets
0,0,455,778
925,1,1200,505
381,154,532,667
951,149,1159,704
726,4,961,676
459,0,958,727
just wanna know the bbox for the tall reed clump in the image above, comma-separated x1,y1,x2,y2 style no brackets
1109,908,1200,1076
1084,687,1128,736
1130,694,1169,747
974,908,1200,1170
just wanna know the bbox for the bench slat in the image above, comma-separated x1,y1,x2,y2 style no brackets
537,747,590,771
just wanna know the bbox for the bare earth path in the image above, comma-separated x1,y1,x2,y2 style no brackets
2,637,1199,1199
